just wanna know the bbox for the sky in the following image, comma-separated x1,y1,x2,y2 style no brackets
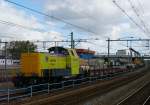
0,0,150,54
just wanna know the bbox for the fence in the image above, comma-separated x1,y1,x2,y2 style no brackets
0,71,130,103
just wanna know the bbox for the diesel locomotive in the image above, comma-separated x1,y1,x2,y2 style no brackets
13,47,81,87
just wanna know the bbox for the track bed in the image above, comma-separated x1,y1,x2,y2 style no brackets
9,66,149,105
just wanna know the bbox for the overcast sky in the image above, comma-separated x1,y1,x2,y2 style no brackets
0,0,150,54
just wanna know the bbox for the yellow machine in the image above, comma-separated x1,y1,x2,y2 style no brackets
132,57,143,66
14,47,80,86
21,47,79,77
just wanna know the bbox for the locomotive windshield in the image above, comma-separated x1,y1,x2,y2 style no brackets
48,47,69,56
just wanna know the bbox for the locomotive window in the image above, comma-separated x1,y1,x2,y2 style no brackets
62,50,69,55
48,47,69,56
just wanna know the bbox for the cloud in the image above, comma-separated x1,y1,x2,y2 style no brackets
41,0,150,53
44,0,150,38
44,0,123,37
0,0,63,42
1,0,150,53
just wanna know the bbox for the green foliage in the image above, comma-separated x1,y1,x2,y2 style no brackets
7,41,37,59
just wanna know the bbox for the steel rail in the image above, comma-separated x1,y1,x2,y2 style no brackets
142,95,150,105
116,81,150,105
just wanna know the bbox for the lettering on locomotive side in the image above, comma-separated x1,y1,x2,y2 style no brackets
50,59,56,62
49,59,56,66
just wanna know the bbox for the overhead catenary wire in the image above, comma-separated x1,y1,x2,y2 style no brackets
119,42,149,48
85,41,107,53
0,19,72,40
0,34,14,38
137,0,145,14
113,0,147,34
86,41,106,47
5,0,105,37
0,19,45,32
108,37,150,55
136,0,150,35
127,0,150,34
93,42,119,53
0,33,24,38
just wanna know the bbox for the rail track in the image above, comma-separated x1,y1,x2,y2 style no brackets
116,80,150,105
18,67,149,105
143,95,150,105
0,71,134,103
0,65,148,105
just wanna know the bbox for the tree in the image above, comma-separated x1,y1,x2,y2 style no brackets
7,41,37,59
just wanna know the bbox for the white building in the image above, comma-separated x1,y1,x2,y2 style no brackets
0,59,13,65
0,56,20,65
116,49,131,56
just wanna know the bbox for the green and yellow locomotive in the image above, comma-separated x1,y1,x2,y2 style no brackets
13,47,80,87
